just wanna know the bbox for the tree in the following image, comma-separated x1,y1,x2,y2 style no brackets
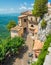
32,0,48,21
0,40,6,63
0,38,2,44
41,19,47,29
0,36,25,64
7,20,16,31
0,45,5,61
7,37,25,54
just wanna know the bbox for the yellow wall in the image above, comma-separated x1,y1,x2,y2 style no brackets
21,17,28,28
18,28,23,36
11,28,23,38
19,16,28,28
28,15,36,21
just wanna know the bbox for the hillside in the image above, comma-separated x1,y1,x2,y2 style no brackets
38,14,51,42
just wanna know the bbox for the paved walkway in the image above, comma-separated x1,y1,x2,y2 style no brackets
4,34,33,65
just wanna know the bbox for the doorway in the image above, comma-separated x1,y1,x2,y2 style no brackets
24,27,27,33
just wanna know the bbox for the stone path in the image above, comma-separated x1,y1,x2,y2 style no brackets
13,34,33,65
4,34,33,65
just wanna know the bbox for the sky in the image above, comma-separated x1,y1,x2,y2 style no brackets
0,0,51,14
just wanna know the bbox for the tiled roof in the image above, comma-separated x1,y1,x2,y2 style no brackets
11,25,23,31
21,11,33,15
18,15,27,18
33,40,44,50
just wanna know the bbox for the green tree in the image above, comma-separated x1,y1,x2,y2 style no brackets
7,20,16,31
0,45,5,61
7,37,25,54
32,0,48,21
0,36,25,64
0,38,2,44
41,19,47,29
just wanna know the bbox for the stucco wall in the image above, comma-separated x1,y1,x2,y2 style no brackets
28,22,34,31
28,15,40,23
11,28,23,38
11,30,18,38
21,17,28,28
18,19,22,26
18,16,28,28
18,28,23,36
28,15,36,21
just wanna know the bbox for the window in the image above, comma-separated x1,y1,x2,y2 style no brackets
35,53,38,58
31,25,34,27
24,19,26,22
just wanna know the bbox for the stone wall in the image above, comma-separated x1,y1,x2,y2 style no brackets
37,14,51,42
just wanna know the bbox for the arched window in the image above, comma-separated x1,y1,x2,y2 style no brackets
24,19,26,22
31,25,34,27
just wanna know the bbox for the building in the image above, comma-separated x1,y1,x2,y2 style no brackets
11,25,23,38
33,40,44,58
10,3,50,59
11,2,51,38
11,11,40,38
48,2,51,14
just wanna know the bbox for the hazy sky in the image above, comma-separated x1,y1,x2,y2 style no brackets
0,0,51,14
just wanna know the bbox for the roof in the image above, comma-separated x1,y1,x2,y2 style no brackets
21,11,33,15
33,40,44,50
18,11,33,18
11,25,23,31
18,15,27,18
48,2,51,8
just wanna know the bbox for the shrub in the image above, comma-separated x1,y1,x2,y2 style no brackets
41,19,47,29
7,20,16,31
0,36,25,62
